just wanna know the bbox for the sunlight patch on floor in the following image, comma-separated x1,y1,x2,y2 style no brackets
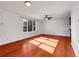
34,38,58,47
29,40,40,46
39,44,55,54
48,39,59,43
40,37,48,40
29,37,59,54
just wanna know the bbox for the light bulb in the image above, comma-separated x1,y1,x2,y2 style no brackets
25,1,32,7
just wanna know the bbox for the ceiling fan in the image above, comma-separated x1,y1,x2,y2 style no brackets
44,15,53,21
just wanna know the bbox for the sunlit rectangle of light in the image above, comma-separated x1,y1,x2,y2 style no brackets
40,37,48,39
39,44,55,54
48,39,59,43
34,38,58,47
29,40,40,46
34,38,42,41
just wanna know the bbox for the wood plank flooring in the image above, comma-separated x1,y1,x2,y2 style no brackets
0,34,75,57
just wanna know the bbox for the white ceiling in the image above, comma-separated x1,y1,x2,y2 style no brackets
0,1,74,19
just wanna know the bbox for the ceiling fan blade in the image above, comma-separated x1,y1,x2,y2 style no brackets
43,14,53,21
48,17,53,20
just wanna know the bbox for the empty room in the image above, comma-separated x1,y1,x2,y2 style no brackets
0,1,79,57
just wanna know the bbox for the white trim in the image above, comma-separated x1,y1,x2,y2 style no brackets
71,42,78,57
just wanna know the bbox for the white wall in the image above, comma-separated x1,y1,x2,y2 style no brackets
43,16,70,36
0,1,71,45
71,2,79,56
0,8,70,45
0,9,42,45
0,17,5,43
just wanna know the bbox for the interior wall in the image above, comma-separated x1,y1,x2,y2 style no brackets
43,17,70,36
0,8,70,45
0,17,5,44
0,9,42,45
71,2,79,56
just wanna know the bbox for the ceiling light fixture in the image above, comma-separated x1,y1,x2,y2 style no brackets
24,1,32,7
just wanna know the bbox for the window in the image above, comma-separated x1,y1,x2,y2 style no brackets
23,22,27,32
23,19,36,32
32,21,36,31
28,20,32,32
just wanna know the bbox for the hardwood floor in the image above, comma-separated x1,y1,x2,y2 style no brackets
0,34,75,57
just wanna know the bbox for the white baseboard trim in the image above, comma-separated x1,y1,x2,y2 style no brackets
71,42,78,57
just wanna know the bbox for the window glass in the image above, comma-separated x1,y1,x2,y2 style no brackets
28,20,32,32
23,19,36,32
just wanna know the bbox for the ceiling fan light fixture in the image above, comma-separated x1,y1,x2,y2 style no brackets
45,18,48,20
24,1,32,7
